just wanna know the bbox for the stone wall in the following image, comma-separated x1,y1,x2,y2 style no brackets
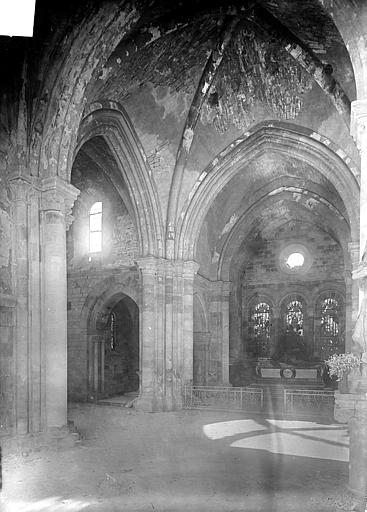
230,224,348,384
67,156,139,271
67,268,139,401
243,225,344,286
66,152,141,401
193,275,230,386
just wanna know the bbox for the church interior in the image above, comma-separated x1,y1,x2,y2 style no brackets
1,0,367,510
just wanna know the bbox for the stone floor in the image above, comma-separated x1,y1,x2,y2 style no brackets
0,404,359,511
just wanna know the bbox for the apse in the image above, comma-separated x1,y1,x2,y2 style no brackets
193,146,354,389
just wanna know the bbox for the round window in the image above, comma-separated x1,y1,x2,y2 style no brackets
286,252,305,269
279,244,312,274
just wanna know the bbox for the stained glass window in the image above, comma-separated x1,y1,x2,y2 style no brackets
284,298,304,337
319,294,343,358
249,302,271,356
110,311,116,351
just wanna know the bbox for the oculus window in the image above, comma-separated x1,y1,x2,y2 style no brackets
279,244,313,274
286,252,304,269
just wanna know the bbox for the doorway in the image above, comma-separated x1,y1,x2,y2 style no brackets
92,294,139,400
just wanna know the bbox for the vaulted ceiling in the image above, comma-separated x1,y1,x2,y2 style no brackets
0,0,359,270
90,0,354,126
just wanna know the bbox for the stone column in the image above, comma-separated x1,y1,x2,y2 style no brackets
136,257,198,411
349,400,367,504
164,259,179,410
193,332,210,385
40,177,79,429
351,100,367,379
348,100,367,503
182,261,200,386
209,280,231,385
347,241,360,352
351,100,367,258
9,177,31,434
135,256,165,411
228,282,242,383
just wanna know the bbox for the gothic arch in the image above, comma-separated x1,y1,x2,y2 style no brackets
321,0,367,99
75,101,164,257
33,3,142,179
81,278,140,333
218,194,352,283
78,277,140,400
176,122,359,262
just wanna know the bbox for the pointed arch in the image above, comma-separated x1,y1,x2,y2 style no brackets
33,2,143,179
218,190,352,282
176,122,359,261
75,101,164,257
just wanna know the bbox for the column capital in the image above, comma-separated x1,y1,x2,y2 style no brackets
351,99,367,151
182,260,200,278
40,176,80,229
8,175,34,203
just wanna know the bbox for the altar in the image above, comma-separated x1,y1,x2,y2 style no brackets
255,355,324,384
260,367,319,380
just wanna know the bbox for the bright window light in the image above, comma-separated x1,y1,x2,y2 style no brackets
89,202,102,253
0,1,36,37
286,252,304,269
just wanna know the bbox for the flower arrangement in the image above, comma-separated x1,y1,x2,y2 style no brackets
325,353,361,381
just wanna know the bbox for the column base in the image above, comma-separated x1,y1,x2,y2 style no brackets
134,391,156,412
134,386,185,412
1,424,80,456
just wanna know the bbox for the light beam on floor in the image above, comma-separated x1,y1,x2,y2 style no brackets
203,418,349,462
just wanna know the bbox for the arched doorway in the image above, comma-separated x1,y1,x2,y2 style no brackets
91,293,139,400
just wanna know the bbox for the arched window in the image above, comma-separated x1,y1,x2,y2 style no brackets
318,293,344,359
89,202,102,253
249,302,271,357
283,297,304,338
273,295,308,362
